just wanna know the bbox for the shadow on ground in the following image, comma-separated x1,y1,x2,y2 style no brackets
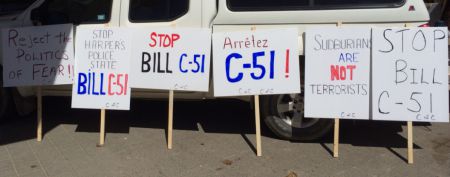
0,96,429,161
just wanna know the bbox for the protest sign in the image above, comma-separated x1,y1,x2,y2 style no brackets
1,24,74,87
212,28,300,97
372,27,449,122
71,27,131,110
304,27,371,119
130,28,211,91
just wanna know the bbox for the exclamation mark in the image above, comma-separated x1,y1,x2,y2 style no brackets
285,49,289,78
68,64,71,78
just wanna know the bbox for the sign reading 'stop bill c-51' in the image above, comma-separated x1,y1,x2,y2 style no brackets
130,28,211,92
212,28,300,97
1,24,74,87
372,27,448,122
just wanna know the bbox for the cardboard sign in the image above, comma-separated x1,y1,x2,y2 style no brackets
1,24,74,87
130,28,211,91
71,27,131,110
212,28,300,96
304,27,371,119
372,27,449,122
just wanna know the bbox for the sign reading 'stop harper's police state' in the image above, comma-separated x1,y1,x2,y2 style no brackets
71,27,131,110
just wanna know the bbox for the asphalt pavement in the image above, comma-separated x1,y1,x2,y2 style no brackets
0,97,449,177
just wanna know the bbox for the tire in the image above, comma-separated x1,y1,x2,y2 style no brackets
261,93,333,141
0,69,12,122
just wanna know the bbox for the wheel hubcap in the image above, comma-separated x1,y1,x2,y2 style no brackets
276,94,319,128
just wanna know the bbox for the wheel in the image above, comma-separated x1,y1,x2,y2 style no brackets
261,93,333,141
0,87,11,122
0,69,12,122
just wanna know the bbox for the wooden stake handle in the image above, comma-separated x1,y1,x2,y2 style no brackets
37,87,42,142
407,121,413,164
98,109,106,147
403,23,414,164
168,90,174,149
332,21,342,158
333,118,339,158
254,95,262,156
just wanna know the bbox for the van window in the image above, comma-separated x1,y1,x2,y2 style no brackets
33,0,112,25
129,0,189,22
0,0,36,16
227,0,405,11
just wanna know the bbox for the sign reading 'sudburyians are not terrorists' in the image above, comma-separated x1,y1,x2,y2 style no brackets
305,27,371,120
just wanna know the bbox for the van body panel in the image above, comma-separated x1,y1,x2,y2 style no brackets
0,0,430,101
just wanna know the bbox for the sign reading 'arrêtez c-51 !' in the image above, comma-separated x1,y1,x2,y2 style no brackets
212,28,300,97
372,27,449,122
1,24,74,87
71,27,131,110
130,28,211,92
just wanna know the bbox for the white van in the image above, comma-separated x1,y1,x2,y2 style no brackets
0,0,430,140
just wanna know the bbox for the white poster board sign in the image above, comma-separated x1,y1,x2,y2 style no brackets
304,27,371,119
130,28,211,91
71,27,131,110
212,28,300,96
372,27,449,122
1,24,74,87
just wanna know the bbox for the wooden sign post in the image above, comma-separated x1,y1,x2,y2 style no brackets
404,23,413,164
249,26,263,156
72,27,132,147
407,121,413,164
98,109,106,147
333,118,339,158
212,28,300,156
97,24,108,147
36,86,43,142
333,21,343,158
130,28,212,150
1,24,75,142
372,25,448,164
304,23,371,158
167,24,176,150
254,95,262,156
167,90,174,149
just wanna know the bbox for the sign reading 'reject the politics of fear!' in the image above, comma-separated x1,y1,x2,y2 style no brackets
71,27,131,110
304,27,371,120
1,24,74,87
372,27,449,122
130,28,211,92
212,28,300,97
